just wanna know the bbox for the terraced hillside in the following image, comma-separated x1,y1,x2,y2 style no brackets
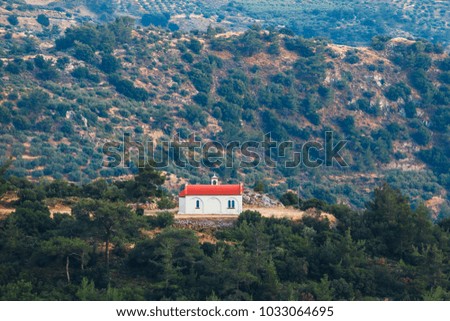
233,0,449,46
115,0,450,46
5,1,450,47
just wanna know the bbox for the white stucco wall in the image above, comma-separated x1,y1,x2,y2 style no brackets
178,197,186,214
178,195,243,214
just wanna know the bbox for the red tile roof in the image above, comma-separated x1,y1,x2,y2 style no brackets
179,184,243,197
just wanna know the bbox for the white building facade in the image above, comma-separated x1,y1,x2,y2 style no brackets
178,175,243,215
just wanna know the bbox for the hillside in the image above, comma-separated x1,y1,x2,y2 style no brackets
0,0,450,46
0,1,449,214
3,0,448,48
1,0,450,304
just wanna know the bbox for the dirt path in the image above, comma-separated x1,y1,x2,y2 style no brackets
244,207,306,220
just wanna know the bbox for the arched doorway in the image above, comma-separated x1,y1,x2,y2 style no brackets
206,197,222,214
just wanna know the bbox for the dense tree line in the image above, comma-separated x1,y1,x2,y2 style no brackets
0,168,449,300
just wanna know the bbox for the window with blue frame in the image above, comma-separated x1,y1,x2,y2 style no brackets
195,200,200,209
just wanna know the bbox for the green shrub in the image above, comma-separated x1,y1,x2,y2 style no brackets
384,82,411,101
7,15,19,26
37,14,50,27
280,191,299,206
187,39,203,54
152,211,175,228
157,196,176,210
237,210,262,226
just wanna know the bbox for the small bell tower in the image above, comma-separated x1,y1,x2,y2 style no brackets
211,174,219,185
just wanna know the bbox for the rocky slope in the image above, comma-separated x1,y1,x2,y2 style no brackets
0,1,448,214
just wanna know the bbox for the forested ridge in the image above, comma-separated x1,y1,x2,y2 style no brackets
0,164,449,300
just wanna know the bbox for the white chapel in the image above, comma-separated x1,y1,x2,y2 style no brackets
178,174,244,215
